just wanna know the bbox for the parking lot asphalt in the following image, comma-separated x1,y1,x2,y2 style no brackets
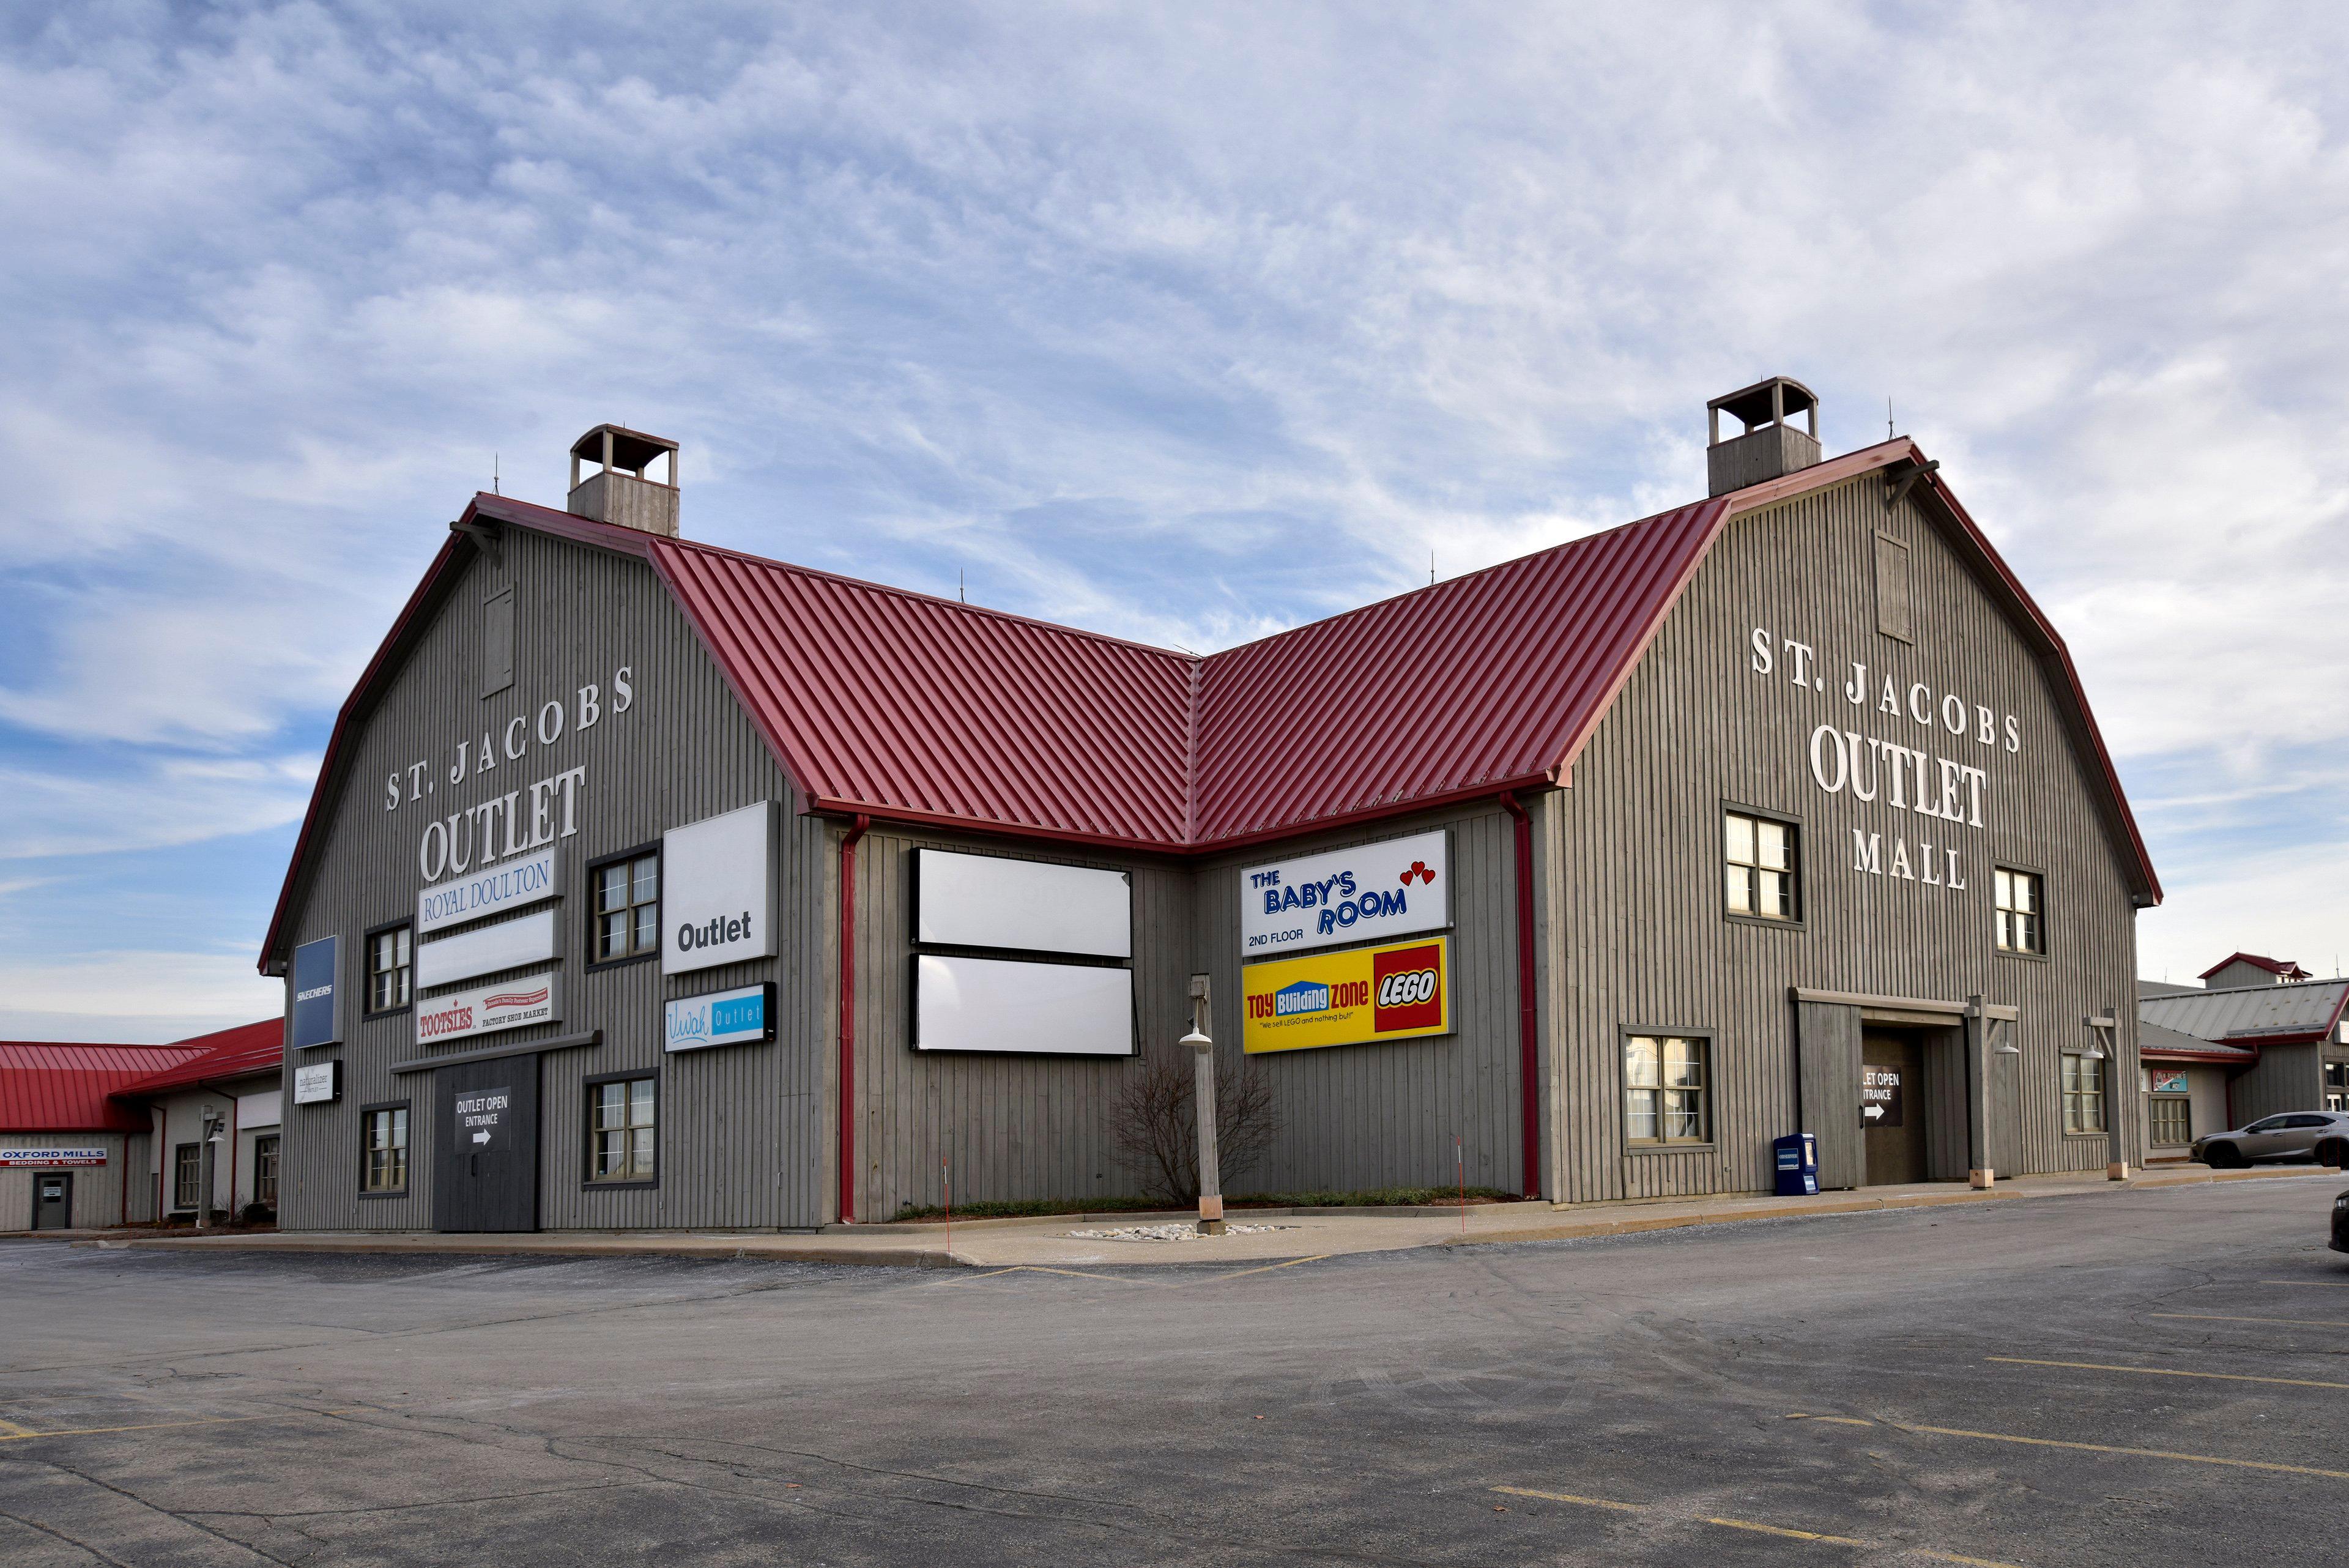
3,1172,2345,1566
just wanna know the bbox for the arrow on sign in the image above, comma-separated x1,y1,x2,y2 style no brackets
1863,1104,1885,1122
472,1130,492,1145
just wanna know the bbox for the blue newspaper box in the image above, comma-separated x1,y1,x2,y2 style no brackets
1773,1132,1818,1196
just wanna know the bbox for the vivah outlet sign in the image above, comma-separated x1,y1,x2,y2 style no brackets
381,665,638,880
1747,628,2022,892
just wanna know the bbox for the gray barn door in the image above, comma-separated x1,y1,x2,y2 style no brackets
434,1058,540,1233
1798,1001,1864,1191
32,1173,72,1230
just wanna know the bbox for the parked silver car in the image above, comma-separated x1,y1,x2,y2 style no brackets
2192,1112,2349,1169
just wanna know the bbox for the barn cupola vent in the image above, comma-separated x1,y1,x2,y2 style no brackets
567,423,680,537
1705,377,1822,497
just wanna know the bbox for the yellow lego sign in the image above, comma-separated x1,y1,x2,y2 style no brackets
1240,936,1451,1053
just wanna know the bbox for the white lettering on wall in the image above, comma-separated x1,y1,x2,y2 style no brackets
1753,628,2021,905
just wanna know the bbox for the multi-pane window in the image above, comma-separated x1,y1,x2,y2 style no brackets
590,1077,656,1182
2148,1095,2191,1146
368,925,412,1012
363,1105,409,1192
1724,811,1797,921
1625,1035,1710,1145
173,1143,202,1210
254,1135,280,1207
2062,1053,2106,1133
1995,869,2044,954
595,852,660,962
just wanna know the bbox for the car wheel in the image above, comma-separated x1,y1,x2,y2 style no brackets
2209,1143,2249,1170
2318,1139,2346,1170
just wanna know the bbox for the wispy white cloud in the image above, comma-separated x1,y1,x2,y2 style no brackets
0,755,314,859
1,1,2347,1031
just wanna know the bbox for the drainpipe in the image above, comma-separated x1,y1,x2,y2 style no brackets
837,814,871,1224
1499,793,1543,1200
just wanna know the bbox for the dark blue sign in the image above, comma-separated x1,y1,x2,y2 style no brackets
291,935,340,1049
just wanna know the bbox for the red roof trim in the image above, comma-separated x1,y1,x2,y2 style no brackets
2197,951,2310,981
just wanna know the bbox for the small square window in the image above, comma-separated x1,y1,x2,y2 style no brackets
367,924,412,1013
590,1076,657,1183
1995,868,2045,955
592,850,661,963
1627,1034,1710,1145
1724,811,1798,921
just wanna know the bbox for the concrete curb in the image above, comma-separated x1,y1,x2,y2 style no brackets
845,1199,1550,1236
75,1235,966,1268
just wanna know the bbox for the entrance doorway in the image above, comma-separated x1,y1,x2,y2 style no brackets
432,1057,540,1233
32,1172,73,1230
1862,1030,1929,1186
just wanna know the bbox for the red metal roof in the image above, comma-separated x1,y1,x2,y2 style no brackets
259,437,2162,966
1192,499,1723,845
110,1020,281,1098
658,542,1194,847
0,1043,210,1133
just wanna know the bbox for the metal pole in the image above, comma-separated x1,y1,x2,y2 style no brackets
2087,1013,2128,1180
196,1110,219,1232
1186,974,1223,1235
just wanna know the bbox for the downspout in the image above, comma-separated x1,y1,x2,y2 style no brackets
1499,792,1542,1200
837,814,871,1224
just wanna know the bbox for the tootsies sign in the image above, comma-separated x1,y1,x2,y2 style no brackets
415,973,562,1046
1240,829,1449,957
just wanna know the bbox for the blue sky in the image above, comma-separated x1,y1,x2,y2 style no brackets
4,2,2347,1038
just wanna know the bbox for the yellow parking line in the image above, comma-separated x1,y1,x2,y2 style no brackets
1989,1356,2349,1390
0,1411,310,1443
2150,1312,2349,1329
1493,1485,1643,1512
2257,1279,2349,1288
0,1418,36,1439
1786,1413,1876,1426
1703,1515,1865,1544
1889,1422,2349,1480
1489,1487,2023,1564
1204,1254,1332,1283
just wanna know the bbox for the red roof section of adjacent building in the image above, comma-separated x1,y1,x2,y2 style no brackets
258,434,2164,967
0,1043,211,1133
2197,951,2312,983
111,1020,282,1099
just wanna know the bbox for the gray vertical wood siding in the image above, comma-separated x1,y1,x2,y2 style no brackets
0,1132,130,1232
1543,470,2144,1203
275,527,829,1231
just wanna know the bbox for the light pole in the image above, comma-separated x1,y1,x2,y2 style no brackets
196,1108,223,1232
1184,973,1223,1235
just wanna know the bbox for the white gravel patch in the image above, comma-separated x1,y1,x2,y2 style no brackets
1060,1222,1297,1243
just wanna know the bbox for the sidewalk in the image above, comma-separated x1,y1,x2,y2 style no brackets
55,1163,2331,1270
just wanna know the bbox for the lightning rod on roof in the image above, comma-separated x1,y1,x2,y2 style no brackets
1430,551,1435,586
494,452,500,496
1887,398,1895,440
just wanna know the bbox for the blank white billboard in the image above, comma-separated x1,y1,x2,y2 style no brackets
913,954,1134,1055
414,907,559,990
914,849,1132,958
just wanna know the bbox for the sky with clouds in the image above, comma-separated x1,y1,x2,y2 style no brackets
2,2,2345,1039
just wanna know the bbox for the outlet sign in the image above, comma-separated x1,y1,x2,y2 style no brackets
663,802,777,976
666,983,776,1053
290,935,340,1050
1239,829,1449,958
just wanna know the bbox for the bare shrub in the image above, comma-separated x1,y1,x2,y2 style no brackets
1111,1045,1283,1204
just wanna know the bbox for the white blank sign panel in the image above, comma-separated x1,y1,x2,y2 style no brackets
915,849,1132,958
914,954,1135,1055
414,908,558,990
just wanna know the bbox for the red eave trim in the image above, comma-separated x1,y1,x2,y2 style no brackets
2140,1047,2258,1065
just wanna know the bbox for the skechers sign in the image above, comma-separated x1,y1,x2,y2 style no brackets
418,847,561,938
414,972,560,1045
666,983,776,1053
1240,829,1449,956
290,935,340,1050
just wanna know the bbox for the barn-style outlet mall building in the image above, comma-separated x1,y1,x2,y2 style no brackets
260,383,2159,1231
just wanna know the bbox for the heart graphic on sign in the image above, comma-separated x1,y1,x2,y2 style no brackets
1400,861,1436,886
